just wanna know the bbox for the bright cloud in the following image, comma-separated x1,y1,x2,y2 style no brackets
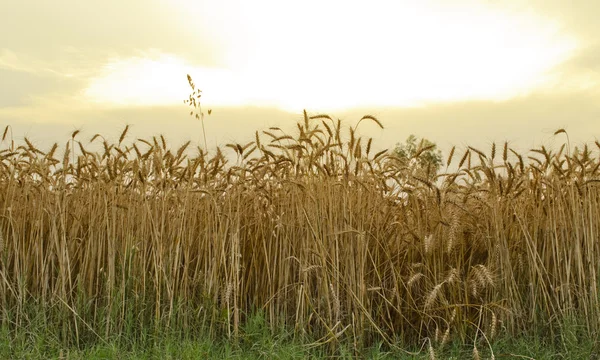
81,0,579,112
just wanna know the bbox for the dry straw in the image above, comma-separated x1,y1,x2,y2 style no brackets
0,116,599,354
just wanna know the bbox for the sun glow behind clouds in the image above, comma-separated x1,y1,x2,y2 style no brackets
83,0,578,112
84,55,181,106
84,53,266,108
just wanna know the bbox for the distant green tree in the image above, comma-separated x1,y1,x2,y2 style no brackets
392,135,443,179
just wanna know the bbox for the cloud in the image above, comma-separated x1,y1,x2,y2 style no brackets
1,0,598,157
0,69,85,107
336,89,600,154
519,0,600,41
81,52,248,107
3,89,599,161
0,1,221,65
553,42,600,81
5,0,582,113
0,1,223,111
0,49,87,108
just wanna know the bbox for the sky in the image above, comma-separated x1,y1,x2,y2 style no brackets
1,0,599,156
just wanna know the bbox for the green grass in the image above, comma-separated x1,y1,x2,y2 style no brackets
2,309,598,359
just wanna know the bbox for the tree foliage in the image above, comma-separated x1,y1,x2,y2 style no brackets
392,134,443,178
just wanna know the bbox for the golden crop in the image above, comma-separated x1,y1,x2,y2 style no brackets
0,118,599,354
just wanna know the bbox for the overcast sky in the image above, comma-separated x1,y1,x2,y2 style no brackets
1,0,598,155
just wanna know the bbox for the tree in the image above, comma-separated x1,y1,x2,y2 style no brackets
391,135,442,179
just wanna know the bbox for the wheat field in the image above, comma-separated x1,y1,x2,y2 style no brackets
0,115,599,356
